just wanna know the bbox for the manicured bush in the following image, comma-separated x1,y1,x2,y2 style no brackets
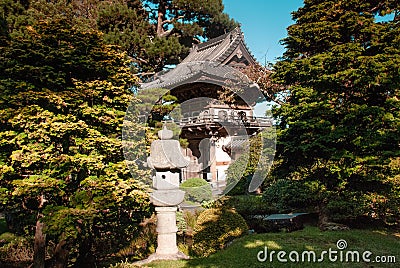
224,195,276,216
180,178,212,204
192,208,248,257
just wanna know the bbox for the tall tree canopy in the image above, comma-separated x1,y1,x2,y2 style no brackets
270,0,400,225
0,3,151,266
106,0,238,72
4,0,237,73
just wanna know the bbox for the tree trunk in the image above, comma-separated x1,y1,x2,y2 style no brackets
157,0,166,37
51,240,69,268
33,220,46,268
318,199,329,230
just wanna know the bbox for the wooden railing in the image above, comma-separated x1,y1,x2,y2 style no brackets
178,114,272,128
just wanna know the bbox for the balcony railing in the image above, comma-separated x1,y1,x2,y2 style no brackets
179,114,272,128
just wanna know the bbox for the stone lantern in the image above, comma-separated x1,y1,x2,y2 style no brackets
145,125,190,261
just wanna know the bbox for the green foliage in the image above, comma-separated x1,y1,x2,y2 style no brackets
0,6,152,265
97,0,175,72
6,0,236,74
0,234,33,265
177,209,202,237
271,0,400,223
176,211,187,235
225,133,273,195
181,177,209,188
192,208,248,257
143,0,237,39
86,0,237,72
263,179,322,213
180,178,212,204
0,217,7,234
224,195,276,217
115,215,157,261
136,88,179,126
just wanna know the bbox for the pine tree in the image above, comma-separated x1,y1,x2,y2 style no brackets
143,0,237,39
28,0,237,72
139,0,238,70
270,0,400,226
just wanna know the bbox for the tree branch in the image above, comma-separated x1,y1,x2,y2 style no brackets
159,28,173,37
161,15,185,26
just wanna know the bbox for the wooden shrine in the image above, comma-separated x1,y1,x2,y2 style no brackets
141,27,271,192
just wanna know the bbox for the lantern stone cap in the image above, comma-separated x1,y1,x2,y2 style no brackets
147,125,190,170
158,125,173,140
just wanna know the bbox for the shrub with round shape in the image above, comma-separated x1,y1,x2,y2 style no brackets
192,208,248,257
180,177,212,204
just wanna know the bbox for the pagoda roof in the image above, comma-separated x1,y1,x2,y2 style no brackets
141,27,258,91
181,27,257,66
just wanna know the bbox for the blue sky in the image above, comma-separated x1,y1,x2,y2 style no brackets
223,0,304,64
222,1,304,116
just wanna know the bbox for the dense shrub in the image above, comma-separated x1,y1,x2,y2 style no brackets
181,177,210,188
224,134,270,195
263,179,321,212
224,195,276,217
192,208,248,257
0,234,33,266
222,195,279,233
180,178,212,204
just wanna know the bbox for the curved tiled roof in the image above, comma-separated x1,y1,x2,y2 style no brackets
181,27,256,64
140,27,257,92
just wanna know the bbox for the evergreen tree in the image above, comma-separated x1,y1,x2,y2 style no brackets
138,0,238,71
270,0,400,226
97,0,163,72
0,11,151,267
28,0,237,72
143,0,237,39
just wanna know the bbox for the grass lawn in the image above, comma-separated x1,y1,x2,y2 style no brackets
138,227,399,268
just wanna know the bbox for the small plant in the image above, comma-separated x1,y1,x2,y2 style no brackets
178,242,190,256
177,209,202,250
180,178,212,204
176,211,187,235
183,210,201,233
